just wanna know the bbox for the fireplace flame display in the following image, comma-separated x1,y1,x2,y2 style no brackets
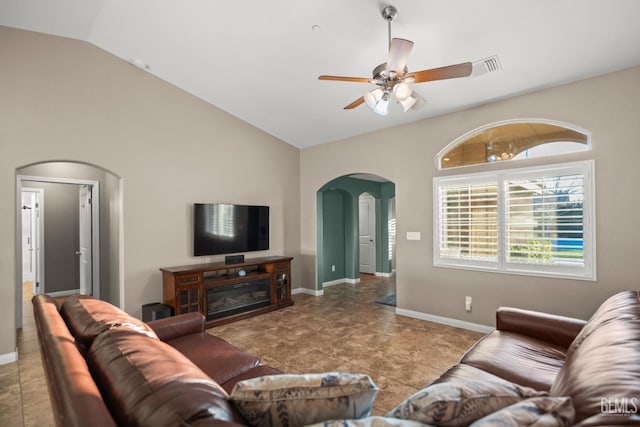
206,279,271,320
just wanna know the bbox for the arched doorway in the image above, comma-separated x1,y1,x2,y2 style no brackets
316,173,396,292
15,161,123,328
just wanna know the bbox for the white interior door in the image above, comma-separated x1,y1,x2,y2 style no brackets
359,193,376,274
79,185,93,295
21,192,35,283
21,189,44,295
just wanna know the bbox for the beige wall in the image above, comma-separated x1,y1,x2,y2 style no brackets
2,23,639,360
301,66,640,327
0,27,301,357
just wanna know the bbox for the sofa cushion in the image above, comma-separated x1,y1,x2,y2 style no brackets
460,330,566,391
469,396,574,427
387,380,546,426
550,290,640,423
431,363,518,386
229,373,378,427
167,332,263,388
60,295,157,354
88,327,243,427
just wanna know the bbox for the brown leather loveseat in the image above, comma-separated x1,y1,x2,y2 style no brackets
33,294,281,427
427,290,640,426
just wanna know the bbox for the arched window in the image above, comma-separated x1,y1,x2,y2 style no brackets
433,120,595,281
437,120,590,169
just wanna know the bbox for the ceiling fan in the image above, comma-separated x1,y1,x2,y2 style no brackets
319,5,472,116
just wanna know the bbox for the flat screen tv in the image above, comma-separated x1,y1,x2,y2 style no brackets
193,203,269,256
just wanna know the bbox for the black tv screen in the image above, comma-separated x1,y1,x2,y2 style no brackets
193,204,269,256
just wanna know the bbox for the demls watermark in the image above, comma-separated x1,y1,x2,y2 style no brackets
601,397,638,416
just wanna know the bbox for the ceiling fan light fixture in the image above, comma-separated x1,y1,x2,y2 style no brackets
393,81,413,101
399,95,417,112
412,92,426,109
372,93,390,116
364,87,384,109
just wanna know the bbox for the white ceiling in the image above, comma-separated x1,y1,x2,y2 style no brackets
2,0,640,149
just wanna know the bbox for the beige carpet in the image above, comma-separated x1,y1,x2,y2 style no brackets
211,275,484,415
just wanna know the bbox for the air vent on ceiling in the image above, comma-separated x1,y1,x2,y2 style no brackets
472,55,502,77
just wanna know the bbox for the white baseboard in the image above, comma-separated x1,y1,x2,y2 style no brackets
46,289,80,298
292,287,323,296
322,278,344,287
0,351,18,366
375,272,394,277
291,276,363,297
396,308,494,334
323,277,360,287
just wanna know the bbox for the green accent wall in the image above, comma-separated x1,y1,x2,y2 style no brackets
322,190,346,282
317,176,396,289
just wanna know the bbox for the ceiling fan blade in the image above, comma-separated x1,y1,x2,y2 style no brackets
385,38,414,74
344,97,365,110
319,75,372,83
407,62,473,83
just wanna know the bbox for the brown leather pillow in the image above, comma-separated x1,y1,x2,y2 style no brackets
88,327,241,427
60,295,157,354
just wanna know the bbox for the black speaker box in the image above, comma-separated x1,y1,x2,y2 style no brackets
142,303,173,322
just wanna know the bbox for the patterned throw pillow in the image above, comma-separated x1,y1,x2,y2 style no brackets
386,380,547,427
469,396,574,426
230,373,379,427
307,416,428,427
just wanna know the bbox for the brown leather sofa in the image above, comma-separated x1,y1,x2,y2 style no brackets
429,290,640,426
34,290,640,426
33,294,281,427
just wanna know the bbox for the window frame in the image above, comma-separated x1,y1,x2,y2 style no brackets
433,160,596,281
436,118,591,170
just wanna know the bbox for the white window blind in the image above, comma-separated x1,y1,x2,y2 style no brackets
434,161,595,280
438,181,498,263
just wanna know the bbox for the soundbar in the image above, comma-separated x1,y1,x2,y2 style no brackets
225,254,245,265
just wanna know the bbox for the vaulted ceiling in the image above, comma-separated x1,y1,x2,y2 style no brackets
2,0,639,148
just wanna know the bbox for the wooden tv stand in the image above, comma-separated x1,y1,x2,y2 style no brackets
161,256,293,328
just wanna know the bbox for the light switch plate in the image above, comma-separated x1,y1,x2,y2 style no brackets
406,231,421,241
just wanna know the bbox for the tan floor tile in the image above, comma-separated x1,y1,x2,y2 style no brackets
208,275,483,415
0,382,23,426
371,379,419,416
22,401,55,427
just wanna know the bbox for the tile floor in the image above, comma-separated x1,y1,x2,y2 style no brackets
0,283,55,426
212,275,484,415
0,275,484,425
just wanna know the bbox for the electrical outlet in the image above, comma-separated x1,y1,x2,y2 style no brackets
465,296,472,312
331,265,335,272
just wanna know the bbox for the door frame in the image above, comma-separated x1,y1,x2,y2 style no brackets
21,188,45,295
16,175,100,328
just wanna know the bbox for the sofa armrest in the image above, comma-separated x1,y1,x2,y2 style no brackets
147,312,205,341
496,307,587,349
